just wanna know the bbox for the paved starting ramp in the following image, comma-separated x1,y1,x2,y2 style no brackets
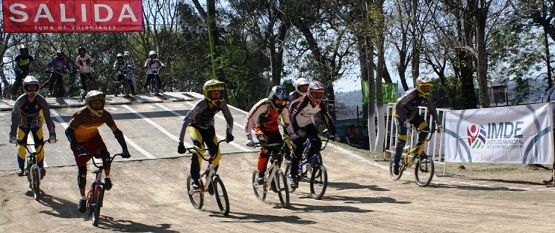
106,95,133,105
64,97,86,107
132,94,165,103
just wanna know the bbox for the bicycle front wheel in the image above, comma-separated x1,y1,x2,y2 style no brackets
252,171,266,202
92,186,104,226
415,154,435,187
186,175,204,209
275,170,290,208
212,176,230,216
30,165,41,200
310,165,328,200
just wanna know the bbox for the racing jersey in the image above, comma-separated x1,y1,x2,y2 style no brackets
15,55,35,72
289,95,337,135
75,54,95,73
46,56,71,74
245,98,294,138
144,58,165,75
179,99,234,142
10,95,55,138
68,107,116,143
394,88,439,122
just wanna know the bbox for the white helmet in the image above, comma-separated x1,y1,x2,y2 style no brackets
124,51,130,56
23,76,40,98
295,78,310,95
149,50,157,57
85,90,106,117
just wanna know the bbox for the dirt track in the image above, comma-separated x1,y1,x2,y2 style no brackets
1,144,555,232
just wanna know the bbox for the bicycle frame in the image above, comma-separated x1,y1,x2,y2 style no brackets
402,129,434,168
86,153,121,226
18,138,46,200
297,137,329,178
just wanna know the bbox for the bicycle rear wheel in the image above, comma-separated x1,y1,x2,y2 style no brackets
186,175,204,209
92,186,104,226
275,170,290,208
389,158,405,181
212,176,230,216
415,154,435,187
30,165,41,200
252,171,266,201
309,165,328,200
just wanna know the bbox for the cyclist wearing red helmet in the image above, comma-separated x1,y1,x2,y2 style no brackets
392,76,442,175
288,80,338,188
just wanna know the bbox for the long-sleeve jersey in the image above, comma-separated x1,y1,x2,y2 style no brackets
68,107,116,143
394,88,440,123
245,98,294,138
178,99,234,143
46,56,71,74
289,95,337,135
10,95,56,138
113,60,127,74
75,54,95,73
144,58,165,75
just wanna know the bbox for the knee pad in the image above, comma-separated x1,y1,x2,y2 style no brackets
78,166,87,188
100,150,111,170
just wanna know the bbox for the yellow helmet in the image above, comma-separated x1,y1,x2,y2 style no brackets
203,79,225,106
416,76,434,97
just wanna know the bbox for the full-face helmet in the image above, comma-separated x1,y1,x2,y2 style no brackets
307,81,325,105
85,90,106,117
203,79,225,106
268,85,289,112
294,78,310,95
416,76,434,97
22,76,40,98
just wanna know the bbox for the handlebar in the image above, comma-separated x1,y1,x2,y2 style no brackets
91,153,126,169
185,139,227,161
17,139,48,155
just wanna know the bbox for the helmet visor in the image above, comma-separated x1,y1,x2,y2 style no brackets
311,91,324,99
274,99,286,106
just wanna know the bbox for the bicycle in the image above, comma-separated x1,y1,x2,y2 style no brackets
78,70,98,102
149,68,162,96
285,135,329,200
17,138,52,201
185,139,230,216
252,142,290,208
389,128,435,187
42,70,66,98
86,153,124,226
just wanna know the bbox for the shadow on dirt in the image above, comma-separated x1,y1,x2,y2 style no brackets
222,211,317,224
36,193,83,219
467,178,542,186
431,183,526,191
95,216,178,232
326,181,389,191
288,202,374,213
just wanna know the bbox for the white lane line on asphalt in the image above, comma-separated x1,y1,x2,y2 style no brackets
51,109,156,160
156,103,253,152
122,105,194,151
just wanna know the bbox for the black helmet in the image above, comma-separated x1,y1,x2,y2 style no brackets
268,85,289,112
19,44,29,53
56,49,64,56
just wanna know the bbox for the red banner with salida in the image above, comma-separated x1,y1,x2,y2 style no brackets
2,0,144,33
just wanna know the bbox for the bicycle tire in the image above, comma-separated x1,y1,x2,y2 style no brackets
186,175,204,209
92,186,104,226
275,170,290,208
123,78,131,97
30,165,41,200
87,189,95,215
252,170,266,201
310,165,328,200
415,154,435,187
212,176,230,216
389,157,405,181
284,163,296,192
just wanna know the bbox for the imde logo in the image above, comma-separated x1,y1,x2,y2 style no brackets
467,121,524,149
467,124,486,148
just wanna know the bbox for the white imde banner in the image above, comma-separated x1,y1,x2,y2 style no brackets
444,103,553,164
